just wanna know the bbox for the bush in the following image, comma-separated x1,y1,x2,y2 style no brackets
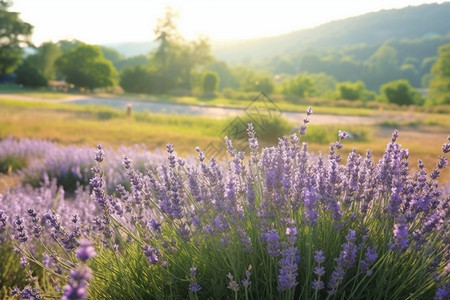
15,63,48,88
119,66,156,94
224,114,291,145
380,79,422,106
335,80,366,101
202,71,220,94
282,74,315,98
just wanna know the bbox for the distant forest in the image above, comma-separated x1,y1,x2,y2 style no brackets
107,2,450,92
4,1,450,106
254,34,450,90
209,2,450,91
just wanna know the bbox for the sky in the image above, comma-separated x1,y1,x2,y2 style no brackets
10,0,449,46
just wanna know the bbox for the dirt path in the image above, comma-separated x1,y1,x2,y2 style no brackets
0,93,428,125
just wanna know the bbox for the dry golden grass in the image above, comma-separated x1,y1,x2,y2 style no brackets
1,98,448,185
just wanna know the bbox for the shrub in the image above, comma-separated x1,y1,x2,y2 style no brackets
119,66,156,94
224,114,291,145
380,79,423,106
282,74,316,98
335,80,367,101
202,71,220,94
15,62,48,88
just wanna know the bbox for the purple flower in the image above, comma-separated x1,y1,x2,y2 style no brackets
286,227,298,245
242,266,252,287
442,138,450,153
0,210,8,232
13,215,28,243
264,229,281,257
390,222,409,251
314,265,325,277
338,130,349,140
327,230,357,294
327,267,345,295
189,282,202,292
312,279,324,290
10,285,42,300
148,218,162,232
299,124,308,136
188,267,202,292
76,239,97,262
142,245,159,265
360,246,377,275
94,144,105,163
247,123,259,163
122,155,132,169
62,266,92,300
435,283,449,300
213,214,229,232
278,244,300,291
227,273,240,292
314,250,325,264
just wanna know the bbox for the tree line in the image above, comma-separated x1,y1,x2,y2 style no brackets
1,1,449,106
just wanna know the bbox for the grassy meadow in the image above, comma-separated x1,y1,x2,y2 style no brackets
0,91,448,185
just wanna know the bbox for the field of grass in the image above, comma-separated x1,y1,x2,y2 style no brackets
0,96,448,184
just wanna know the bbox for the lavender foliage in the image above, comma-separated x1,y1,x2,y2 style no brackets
0,111,449,299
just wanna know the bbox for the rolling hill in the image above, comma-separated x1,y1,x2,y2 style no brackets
104,2,450,66
212,2,450,63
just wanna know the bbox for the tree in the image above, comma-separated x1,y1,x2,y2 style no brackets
365,44,401,90
25,42,62,80
116,55,149,71
336,80,367,100
57,39,82,53
0,0,33,76
205,60,239,90
56,44,118,91
240,72,274,94
202,71,219,95
119,66,156,94
282,74,315,98
15,61,47,87
308,73,337,96
150,7,212,93
429,43,450,105
101,46,124,71
380,79,422,106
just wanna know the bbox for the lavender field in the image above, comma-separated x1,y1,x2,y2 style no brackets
0,108,449,299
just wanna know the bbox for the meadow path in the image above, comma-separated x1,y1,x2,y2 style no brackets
0,93,421,125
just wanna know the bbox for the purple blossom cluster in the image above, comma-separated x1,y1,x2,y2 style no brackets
0,138,166,192
0,107,449,299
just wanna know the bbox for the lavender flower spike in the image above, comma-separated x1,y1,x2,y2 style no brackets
94,144,105,163
338,130,349,140
442,136,450,153
76,239,97,262
61,266,92,300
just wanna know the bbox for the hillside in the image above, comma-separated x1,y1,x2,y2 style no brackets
102,41,158,58
104,3,450,64
212,2,450,64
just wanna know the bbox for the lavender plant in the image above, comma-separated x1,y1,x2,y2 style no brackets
0,138,165,192
0,108,449,299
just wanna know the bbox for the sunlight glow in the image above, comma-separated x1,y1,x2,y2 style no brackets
10,0,448,45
